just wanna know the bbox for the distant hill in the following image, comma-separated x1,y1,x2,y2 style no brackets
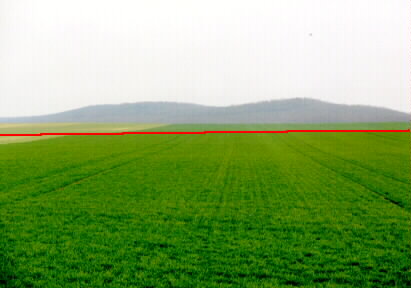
1,98,409,123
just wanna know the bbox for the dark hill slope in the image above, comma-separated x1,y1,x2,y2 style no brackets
1,98,409,123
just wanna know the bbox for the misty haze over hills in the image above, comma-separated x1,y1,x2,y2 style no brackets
0,98,409,124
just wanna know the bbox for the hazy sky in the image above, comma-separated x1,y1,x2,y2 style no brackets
0,0,409,117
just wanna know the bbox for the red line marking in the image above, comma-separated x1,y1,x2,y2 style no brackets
0,129,409,136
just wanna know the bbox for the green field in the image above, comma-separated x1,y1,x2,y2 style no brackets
0,123,410,287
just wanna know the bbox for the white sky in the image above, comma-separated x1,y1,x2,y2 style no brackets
0,0,409,117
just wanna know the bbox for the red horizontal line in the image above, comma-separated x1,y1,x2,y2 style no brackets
0,129,409,136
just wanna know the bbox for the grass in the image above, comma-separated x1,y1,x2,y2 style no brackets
0,123,410,287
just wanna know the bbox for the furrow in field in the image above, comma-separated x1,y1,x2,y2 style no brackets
50,137,185,194
282,133,410,206
188,136,230,203
296,132,410,184
367,131,409,143
295,135,410,185
0,135,180,193
0,135,184,204
254,134,335,205
238,134,296,204
206,138,234,205
35,135,213,205
280,136,408,210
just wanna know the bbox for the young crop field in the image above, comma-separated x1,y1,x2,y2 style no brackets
0,123,410,287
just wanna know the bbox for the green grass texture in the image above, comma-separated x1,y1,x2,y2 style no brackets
0,123,410,287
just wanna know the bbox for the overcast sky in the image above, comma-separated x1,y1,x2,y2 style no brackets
0,0,409,117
